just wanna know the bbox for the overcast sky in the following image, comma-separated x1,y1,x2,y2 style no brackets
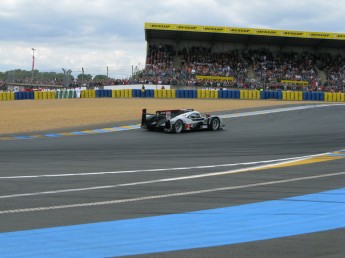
1,0,344,78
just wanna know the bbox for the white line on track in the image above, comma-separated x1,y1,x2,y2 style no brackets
219,103,345,119
0,152,333,180
1,171,344,214
0,151,336,199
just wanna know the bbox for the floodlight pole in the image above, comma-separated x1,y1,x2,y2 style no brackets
31,48,36,83
82,67,84,86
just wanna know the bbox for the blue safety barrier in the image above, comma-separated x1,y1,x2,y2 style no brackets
144,89,153,98
228,90,232,98
215,90,241,99
134,89,139,97
224,90,230,98
14,91,35,100
320,92,325,101
303,91,325,101
259,91,282,100
182,90,187,98
182,90,194,98
312,92,316,100
96,89,111,98
307,92,312,100
106,90,111,97
15,92,20,100
273,91,278,99
220,90,225,98
315,92,320,101
15,92,26,100
232,90,236,98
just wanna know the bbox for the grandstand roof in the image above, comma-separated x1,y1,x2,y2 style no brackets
145,23,345,49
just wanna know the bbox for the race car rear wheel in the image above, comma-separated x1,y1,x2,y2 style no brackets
174,120,183,134
210,117,220,131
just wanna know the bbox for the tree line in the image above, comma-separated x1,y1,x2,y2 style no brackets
0,69,114,84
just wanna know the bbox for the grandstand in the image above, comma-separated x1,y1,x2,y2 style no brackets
141,23,345,92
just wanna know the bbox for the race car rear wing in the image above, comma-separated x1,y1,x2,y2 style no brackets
141,108,147,126
141,108,156,126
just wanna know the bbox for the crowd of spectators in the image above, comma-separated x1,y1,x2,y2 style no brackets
140,44,251,88
249,49,320,89
136,44,345,92
318,54,345,91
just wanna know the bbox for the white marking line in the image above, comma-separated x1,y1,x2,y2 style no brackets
0,152,332,180
219,104,345,119
1,171,344,214
0,152,334,199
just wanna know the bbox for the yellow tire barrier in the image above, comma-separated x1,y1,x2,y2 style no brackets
171,89,176,98
295,91,300,101
244,90,249,99
214,90,219,99
210,90,215,99
119,89,124,98
167,89,172,98
248,90,253,99
197,90,201,98
205,90,210,98
162,89,167,98
340,93,345,102
0,92,14,101
8,92,14,100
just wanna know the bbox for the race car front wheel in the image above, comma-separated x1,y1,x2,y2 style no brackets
210,117,220,131
174,120,183,134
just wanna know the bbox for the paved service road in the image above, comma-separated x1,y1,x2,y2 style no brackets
0,104,344,257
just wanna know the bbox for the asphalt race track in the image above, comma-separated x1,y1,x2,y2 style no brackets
0,104,344,257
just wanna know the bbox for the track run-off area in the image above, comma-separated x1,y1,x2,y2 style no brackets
0,103,344,257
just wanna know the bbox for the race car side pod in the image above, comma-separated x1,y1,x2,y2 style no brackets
141,109,147,127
